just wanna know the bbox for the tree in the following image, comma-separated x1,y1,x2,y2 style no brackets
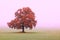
7,7,37,32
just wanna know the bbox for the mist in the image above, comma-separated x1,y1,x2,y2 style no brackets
0,0,60,31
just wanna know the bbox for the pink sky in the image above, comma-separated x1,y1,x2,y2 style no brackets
0,0,60,30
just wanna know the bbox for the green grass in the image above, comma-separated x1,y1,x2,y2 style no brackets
0,31,60,40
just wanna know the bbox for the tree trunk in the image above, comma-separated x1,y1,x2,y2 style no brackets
22,26,25,33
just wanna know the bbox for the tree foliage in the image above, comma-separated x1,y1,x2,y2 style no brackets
7,7,37,30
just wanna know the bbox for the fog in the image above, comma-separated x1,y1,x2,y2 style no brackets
0,0,60,31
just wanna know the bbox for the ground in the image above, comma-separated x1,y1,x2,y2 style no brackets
0,30,60,40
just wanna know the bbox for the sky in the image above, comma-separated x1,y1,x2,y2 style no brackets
0,0,60,30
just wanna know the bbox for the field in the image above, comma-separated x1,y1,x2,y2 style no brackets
0,30,60,40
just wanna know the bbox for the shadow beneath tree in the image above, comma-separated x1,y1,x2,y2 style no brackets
11,32,37,34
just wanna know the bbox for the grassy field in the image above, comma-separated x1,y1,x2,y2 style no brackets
0,31,60,40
